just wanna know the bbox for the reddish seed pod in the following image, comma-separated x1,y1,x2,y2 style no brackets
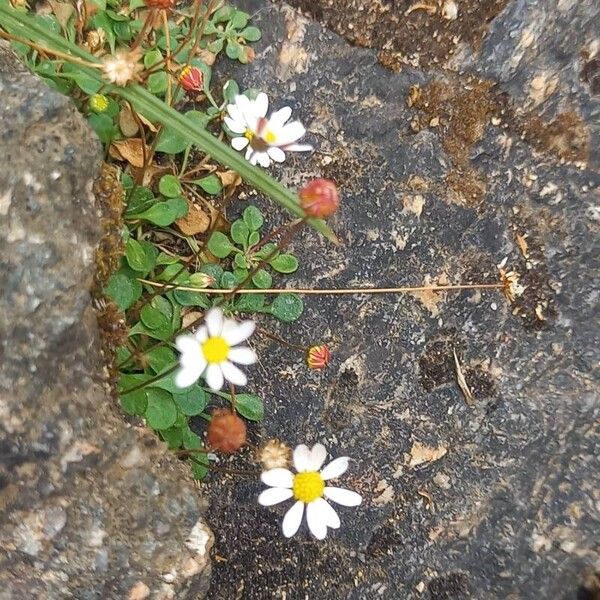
306,345,332,370
299,179,340,219
207,409,247,454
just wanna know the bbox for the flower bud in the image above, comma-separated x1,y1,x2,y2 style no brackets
89,93,109,114
306,344,331,370
207,408,246,454
258,439,291,470
299,179,339,219
178,65,203,94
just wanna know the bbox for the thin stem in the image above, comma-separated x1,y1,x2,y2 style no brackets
162,9,172,105
137,281,505,295
130,8,155,51
0,29,100,68
255,325,306,351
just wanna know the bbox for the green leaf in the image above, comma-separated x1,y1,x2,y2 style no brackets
140,304,170,331
220,271,236,289
129,318,172,341
243,205,264,231
126,186,155,214
120,389,147,416
200,263,223,284
235,293,265,312
173,289,210,308
152,370,193,394
87,113,116,144
161,426,184,450
230,10,249,29
235,394,264,421
125,238,154,273
254,242,278,260
157,263,189,284
225,40,242,60
182,427,203,450
174,387,207,416
222,79,239,103
252,269,272,289
104,271,141,311
147,346,177,373
212,6,233,23
144,48,163,68
159,174,182,198
147,71,168,95
240,26,261,41
130,197,188,226
191,457,209,480
144,388,177,430
208,231,235,258
233,267,249,283
270,294,304,322
230,219,249,246
234,253,248,269
248,231,260,247
269,253,299,274
194,174,222,195
155,110,211,154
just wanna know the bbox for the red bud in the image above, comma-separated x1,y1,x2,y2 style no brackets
299,179,339,219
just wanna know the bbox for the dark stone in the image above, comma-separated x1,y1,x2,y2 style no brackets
0,45,212,599
203,1,600,598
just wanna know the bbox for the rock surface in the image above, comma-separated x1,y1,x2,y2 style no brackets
0,45,211,599
203,1,600,598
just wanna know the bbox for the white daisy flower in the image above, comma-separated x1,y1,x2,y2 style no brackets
258,443,362,540
224,92,313,168
175,307,257,391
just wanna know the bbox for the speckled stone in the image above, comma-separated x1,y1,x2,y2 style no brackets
202,1,600,598
0,45,212,599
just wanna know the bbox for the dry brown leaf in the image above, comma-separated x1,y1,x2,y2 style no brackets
129,163,171,188
109,138,146,168
515,233,529,258
182,311,203,329
453,348,475,406
48,0,74,29
196,49,216,66
176,197,211,236
119,104,139,137
417,489,434,509
218,170,242,188
408,441,448,468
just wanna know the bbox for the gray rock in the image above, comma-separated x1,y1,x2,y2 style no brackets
203,1,600,598
0,45,212,599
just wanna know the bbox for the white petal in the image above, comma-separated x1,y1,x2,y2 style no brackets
175,363,204,388
224,116,247,134
220,361,247,386
261,468,294,488
204,363,224,391
222,320,255,346
231,136,249,150
226,102,245,124
306,500,328,540
283,143,313,153
308,443,327,471
258,487,293,506
238,95,259,130
267,147,286,163
293,444,311,472
282,501,304,538
320,457,349,480
312,498,340,529
269,106,292,129
254,92,269,118
248,150,258,165
176,335,199,355
324,487,362,507
193,326,208,343
276,121,306,146
227,346,257,365
257,152,271,168
204,307,223,337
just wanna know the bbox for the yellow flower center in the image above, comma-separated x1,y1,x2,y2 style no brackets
201,336,229,364
293,471,325,503
244,129,254,141
264,130,277,144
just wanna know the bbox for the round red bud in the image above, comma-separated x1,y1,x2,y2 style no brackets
299,179,340,219
207,409,247,454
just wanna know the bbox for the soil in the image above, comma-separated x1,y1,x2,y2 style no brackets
283,0,510,71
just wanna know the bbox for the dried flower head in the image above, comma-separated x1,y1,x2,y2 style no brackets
102,49,143,87
144,0,178,8
299,179,340,219
258,439,291,470
89,94,109,114
179,65,203,94
207,409,247,454
84,29,106,54
306,345,331,370
498,260,525,303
